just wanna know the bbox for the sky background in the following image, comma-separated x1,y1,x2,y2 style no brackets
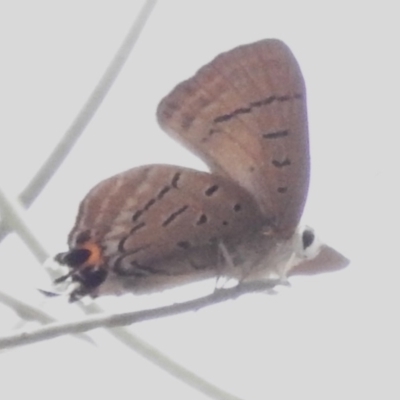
0,1,399,399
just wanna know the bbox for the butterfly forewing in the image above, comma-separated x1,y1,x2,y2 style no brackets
157,39,309,238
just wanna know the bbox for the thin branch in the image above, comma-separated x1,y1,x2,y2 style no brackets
97,326,244,400
0,281,276,350
0,187,48,263
0,289,95,345
0,289,59,324
0,0,158,243
0,277,250,400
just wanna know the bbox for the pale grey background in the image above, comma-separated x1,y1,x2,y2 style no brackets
0,1,398,399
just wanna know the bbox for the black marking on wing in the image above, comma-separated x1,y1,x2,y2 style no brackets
212,93,303,126
263,130,289,139
130,222,146,234
132,210,143,222
144,198,156,211
162,205,189,227
196,214,208,225
277,187,288,193
272,158,291,167
118,237,128,253
205,185,219,196
157,185,171,199
171,172,181,188
214,107,252,123
131,202,153,224
233,203,242,212
132,183,175,225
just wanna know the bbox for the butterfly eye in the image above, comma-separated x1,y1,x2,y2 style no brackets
302,228,315,250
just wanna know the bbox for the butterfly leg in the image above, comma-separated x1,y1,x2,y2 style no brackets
213,241,238,292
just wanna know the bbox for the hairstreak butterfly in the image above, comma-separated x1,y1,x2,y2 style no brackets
55,39,320,301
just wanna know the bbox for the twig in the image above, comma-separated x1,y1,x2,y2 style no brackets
0,187,48,263
98,325,244,400
0,289,59,324
0,289,95,345
0,0,158,243
0,281,275,350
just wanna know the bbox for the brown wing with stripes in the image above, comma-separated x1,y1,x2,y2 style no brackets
68,165,264,276
157,39,309,238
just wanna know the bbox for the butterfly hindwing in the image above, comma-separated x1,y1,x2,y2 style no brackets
69,165,264,278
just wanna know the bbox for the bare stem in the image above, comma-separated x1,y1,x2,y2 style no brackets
0,281,275,350
0,0,158,243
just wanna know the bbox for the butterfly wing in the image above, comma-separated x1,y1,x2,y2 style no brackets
68,165,264,279
157,39,309,238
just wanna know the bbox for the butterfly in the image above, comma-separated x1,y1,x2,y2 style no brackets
54,39,319,301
